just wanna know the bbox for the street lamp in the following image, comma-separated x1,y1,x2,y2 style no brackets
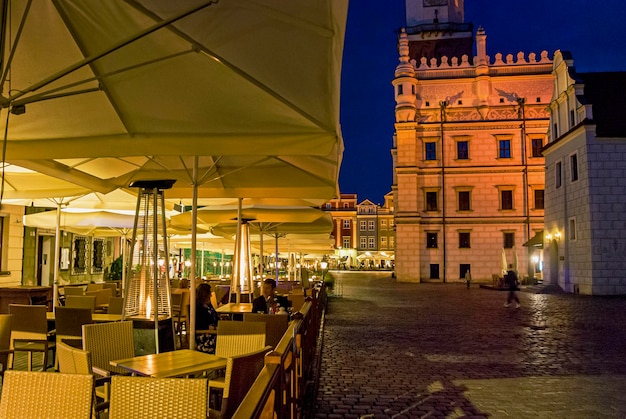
320,261,328,282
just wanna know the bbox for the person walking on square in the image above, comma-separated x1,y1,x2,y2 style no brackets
504,269,520,308
464,270,472,289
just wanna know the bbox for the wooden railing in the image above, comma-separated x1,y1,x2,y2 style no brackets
233,282,327,418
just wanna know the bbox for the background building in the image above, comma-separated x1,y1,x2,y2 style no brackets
544,51,626,295
392,1,552,282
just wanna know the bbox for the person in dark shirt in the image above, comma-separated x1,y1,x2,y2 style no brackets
252,278,290,314
504,270,520,308
195,283,219,353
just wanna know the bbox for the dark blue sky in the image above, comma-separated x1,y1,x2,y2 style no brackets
339,0,626,205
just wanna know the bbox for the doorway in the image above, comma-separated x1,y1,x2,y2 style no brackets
549,239,559,285
37,235,53,286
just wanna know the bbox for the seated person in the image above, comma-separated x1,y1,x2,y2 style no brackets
195,283,219,353
252,278,290,314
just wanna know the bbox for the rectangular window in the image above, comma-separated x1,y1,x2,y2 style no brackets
459,264,471,279
570,153,579,181
556,162,562,188
569,218,577,241
342,219,350,229
73,236,88,274
342,237,351,248
534,189,544,210
426,191,438,211
380,236,387,248
499,139,511,158
368,220,375,231
92,239,105,274
389,236,395,247
380,220,387,228
425,142,437,160
501,190,513,210
503,232,515,249
459,232,470,248
457,141,469,160
458,191,471,211
368,237,375,249
390,218,395,227
570,109,575,127
359,220,366,231
429,264,440,279
359,237,367,249
397,84,403,95
426,232,438,248
531,139,543,157
553,123,558,140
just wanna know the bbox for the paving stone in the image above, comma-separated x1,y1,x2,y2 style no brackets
309,272,626,418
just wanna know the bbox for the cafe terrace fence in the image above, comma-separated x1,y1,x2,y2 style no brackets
232,282,328,418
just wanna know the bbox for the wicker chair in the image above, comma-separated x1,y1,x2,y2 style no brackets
243,313,289,348
214,320,266,359
0,370,93,419
208,346,272,418
57,340,111,404
8,304,55,371
82,321,135,375
108,375,208,419
0,314,12,374
65,295,97,312
107,297,125,314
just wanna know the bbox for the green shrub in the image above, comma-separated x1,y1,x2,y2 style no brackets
323,271,335,289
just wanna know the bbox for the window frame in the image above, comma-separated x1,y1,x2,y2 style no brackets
425,141,437,161
458,190,471,211
500,189,514,210
456,140,469,160
342,219,350,229
503,232,515,249
498,139,511,159
556,161,562,188
531,138,543,157
426,232,438,249
534,189,545,210
425,191,438,212
458,232,471,248
570,152,579,182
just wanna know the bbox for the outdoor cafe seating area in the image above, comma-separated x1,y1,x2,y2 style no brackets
0,278,327,418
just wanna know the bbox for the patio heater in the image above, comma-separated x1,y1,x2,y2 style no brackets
123,180,175,355
229,218,255,304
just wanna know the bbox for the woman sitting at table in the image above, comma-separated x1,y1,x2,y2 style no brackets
195,283,219,354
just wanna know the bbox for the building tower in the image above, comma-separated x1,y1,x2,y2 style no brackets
392,1,554,283
405,0,472,65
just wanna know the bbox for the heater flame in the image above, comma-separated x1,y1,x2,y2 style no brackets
145,295,152,318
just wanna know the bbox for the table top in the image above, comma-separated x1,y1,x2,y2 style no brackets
216,303,253,314
46,312,122,323
110,349,227,378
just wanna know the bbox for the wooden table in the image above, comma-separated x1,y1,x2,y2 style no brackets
46,312,122,323
0,286,52,313
110,349,227,378
216,303,253,320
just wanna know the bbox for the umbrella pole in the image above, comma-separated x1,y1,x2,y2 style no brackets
189,158,198,350
52,204,62,307
259,231,264,278
275,234,279,282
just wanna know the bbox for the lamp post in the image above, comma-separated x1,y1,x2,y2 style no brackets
320,261,328,282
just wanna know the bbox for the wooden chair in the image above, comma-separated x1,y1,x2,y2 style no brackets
87,288,113,313
55,307,93,345
208,346,272,418
171,290,189,347
108,375,208,419
289,294,306,312
243,313,289,348
0,314,12,375
57,340,111,405
8,304,55,371
107,297,125,315
0,370,94,419
102,282,119,297
82,321,135,376
86,283,104,292
214,320,266,359
64,286,86,296
65,295,97,312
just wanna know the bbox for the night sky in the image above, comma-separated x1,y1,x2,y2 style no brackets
339,0,626,205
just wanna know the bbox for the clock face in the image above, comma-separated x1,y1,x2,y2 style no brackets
423,0,448,6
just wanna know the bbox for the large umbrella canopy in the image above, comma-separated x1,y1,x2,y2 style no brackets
170,204,329,230
0,0,347,201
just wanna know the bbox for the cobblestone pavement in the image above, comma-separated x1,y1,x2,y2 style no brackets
313,272,626,418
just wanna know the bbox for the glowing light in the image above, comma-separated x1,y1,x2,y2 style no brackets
145,295,152,318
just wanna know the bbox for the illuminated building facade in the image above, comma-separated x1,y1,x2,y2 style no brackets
543,51,626,295
392,1,553,282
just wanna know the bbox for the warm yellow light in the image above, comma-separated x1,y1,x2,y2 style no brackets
320,261,328,270
555,231,562,239
531,255,539,263
145,295,152,318
545,233,553,241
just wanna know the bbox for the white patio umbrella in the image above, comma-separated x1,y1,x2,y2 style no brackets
502,248,508,276
0,0,347,347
